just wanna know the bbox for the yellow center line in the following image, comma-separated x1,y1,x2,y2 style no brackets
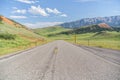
54,47,58,54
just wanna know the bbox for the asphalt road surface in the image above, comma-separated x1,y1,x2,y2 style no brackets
0,40,120,80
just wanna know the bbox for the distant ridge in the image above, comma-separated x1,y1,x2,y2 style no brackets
60,15,120,28
60,24,112,34
98,23,112,29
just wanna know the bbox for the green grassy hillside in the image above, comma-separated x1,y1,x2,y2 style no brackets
33,26,71,36
0,16,44,56
34,25,120,50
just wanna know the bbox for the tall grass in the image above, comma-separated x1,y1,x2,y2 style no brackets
47,31,120,50
76,40,120,50
0,36,45,56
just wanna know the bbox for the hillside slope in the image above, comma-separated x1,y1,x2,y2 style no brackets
33,26,71,36
0,15,43,55
60,15,120,28
0,16,41,38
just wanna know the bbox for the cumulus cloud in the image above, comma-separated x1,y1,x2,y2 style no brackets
24,22,63,28
46,8,61,14
16,0,38,4
61,14,68,17
46,8,68,17
12,9,27,14
10,16,27,19
28,5,49,16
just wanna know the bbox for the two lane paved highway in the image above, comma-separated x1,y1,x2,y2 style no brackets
0,40,120,80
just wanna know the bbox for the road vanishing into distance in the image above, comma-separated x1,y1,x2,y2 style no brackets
0,40,120,80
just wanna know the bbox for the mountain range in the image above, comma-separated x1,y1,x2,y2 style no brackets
59,15,120,28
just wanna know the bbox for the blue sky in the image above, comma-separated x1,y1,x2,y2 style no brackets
0,0,120,28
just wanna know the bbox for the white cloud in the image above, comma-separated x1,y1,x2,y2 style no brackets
46,8,68,17
61,14,68,17
12,7,17,9
46,8,61,14
24,22,63,28
16,0,38,4
28,5,49,16
10,16,27,19
12,9,27,14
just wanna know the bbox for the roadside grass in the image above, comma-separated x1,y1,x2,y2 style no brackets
0,33,45,56
47,31,120,50
0,21,45,56
76,40,120,50
0,35,45,56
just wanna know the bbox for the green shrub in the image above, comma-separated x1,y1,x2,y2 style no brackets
0,33,16,40
0,21,3,24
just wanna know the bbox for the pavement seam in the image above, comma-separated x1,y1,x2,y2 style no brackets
40,47,58,80
51,47,58,80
